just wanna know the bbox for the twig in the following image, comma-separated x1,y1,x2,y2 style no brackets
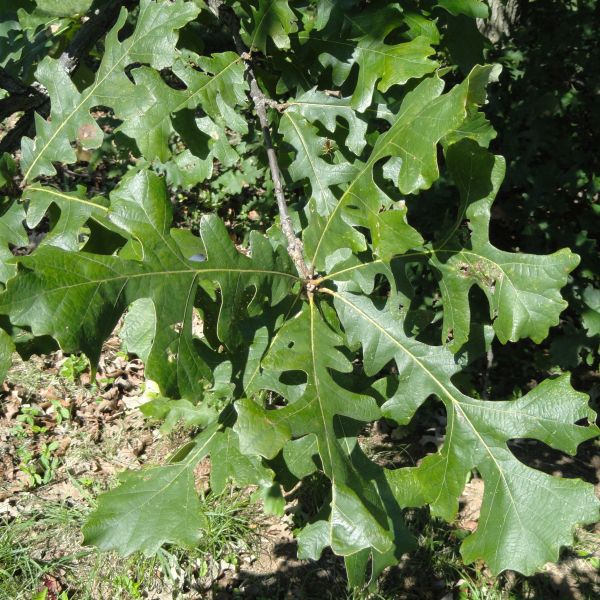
0,93,44,122
482,346,494,400
209,0,312,280
0,67,39,96
0,111,38,155
0,67,48,129
264,98,290,112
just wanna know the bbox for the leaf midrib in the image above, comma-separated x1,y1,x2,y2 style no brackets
89,428,218,542
0,262,300,309
26,186,109,212
283,112,330,202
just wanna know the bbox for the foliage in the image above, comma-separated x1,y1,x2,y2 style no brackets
0,0,597,590
16,440,60,487
486,0,599,379
58,353,89,381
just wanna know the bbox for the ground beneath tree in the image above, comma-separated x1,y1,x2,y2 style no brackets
1,337,598,599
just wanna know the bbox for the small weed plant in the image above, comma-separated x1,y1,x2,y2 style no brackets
58,354,89,382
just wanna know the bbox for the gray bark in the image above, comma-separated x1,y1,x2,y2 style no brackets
478,0,520,42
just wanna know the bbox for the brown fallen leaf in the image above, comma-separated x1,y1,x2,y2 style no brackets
3,396,21,420
40,573,62,600
55,437,71,456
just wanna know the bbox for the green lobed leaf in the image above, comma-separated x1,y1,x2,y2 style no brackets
304,65,500,271
0,171,298,399
83,419,275,555
20,0,201,181
279,109,358,214
312,4,439,111
278,88,371,215
82,426,216,556
286,89,368,156
160,114,243,190
432,140,580,349
241,0,298,54
403,11,441,44
23,184,109,252
234,299,407,559
117,51,247,163
333,289,599,575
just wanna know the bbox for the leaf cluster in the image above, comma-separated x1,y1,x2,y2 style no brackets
0,0,597,589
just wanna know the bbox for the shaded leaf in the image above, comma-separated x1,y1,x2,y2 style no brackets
0,201,28,283
0,327,14,380
315,4,438,111
433,140,579,349
241,0,298,53
437,0,490,19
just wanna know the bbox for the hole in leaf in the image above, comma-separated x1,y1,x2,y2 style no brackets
358,396,447,470
279,369,307,387
507,437,599,484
